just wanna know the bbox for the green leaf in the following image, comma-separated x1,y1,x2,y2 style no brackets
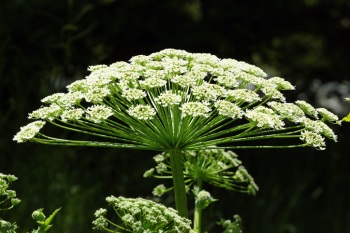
44,208,61,226
342,113,350,122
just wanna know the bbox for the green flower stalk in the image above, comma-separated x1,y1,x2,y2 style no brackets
144,149,257,232
144,149,258,196
14,49,340,217
92,196,194,233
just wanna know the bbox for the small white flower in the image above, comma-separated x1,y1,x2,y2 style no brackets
261,84,286,102
192,53,220,67
300,131,326,150
84,86,111,103
214,72,239,88
88,64,107,71
13,121,46,143
67,79,89,93
171,71,205,87
41,93,65,104
94,208,107,217
129,54,150,65
180,102,211,118
28,104,63,121
155,91,182,107
214,100,243,119
267,101,305,123
156,163,167,174
121,214,134,224
236,61,267,77
300,118,337,141
246,108,284,129
295,100,319,119
225,89,261,103
57,92,84,108
139,77,167,88
60,108,84,122
86,105,113,123
316,108,340,124
267,77,295,90
121,88,147,101
192,82,226,101
153,153,166,162
127,105,156,120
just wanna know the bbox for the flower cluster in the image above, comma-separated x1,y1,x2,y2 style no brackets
92,196,194,233
144,149,259,196
14,49,339,151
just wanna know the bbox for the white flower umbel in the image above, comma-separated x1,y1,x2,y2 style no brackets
15,49,339,151
300,131,326,150
296,100,319,119
15,49,340,218
127,105,156,120
180,102,211,118
13,121,46,143
317,108,341,124
60,108,84,122
154,91,182,107
86,105,113,123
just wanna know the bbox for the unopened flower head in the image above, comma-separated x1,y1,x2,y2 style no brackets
94,196,194,232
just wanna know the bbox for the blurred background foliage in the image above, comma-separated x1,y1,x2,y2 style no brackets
1,0,350,232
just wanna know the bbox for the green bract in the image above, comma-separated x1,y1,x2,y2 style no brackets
13,49,339,151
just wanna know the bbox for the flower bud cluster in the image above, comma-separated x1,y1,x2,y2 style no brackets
92,196,194,232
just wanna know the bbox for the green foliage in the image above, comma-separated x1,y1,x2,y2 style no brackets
0,174,20,233
31,208,61,233
0,173,60,233
218,215,243,233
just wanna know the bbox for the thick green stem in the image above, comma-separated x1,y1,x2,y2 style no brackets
169,150,189,218
193,179,203,233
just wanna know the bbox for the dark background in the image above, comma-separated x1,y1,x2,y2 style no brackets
1,0,350,232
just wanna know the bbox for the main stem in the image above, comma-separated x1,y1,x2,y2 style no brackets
193,179,203,233
169,150,189,218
